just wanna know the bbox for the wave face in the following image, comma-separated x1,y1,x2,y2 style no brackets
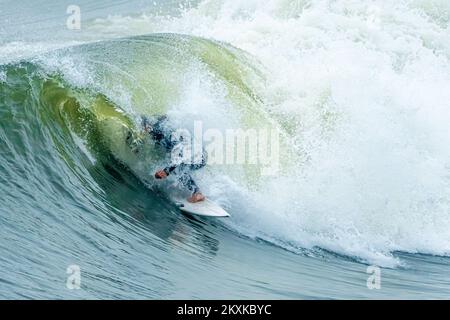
1,1,450,295
80,0,450,266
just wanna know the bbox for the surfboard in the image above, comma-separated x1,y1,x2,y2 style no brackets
172,197,230,218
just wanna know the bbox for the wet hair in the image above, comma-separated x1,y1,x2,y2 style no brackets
141,115,167,132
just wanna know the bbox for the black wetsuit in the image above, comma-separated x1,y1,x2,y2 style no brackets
145,116,207,194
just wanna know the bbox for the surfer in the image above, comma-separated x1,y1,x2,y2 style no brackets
127,115,207,203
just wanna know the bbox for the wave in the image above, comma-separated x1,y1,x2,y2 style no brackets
1,0,450,267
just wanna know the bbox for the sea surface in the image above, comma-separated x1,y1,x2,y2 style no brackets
1,0,450,299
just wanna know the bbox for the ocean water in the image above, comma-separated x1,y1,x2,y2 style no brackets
1,0,450,299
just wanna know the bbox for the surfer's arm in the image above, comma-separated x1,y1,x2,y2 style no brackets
154,164,178,179
154,143,184,179
163,165,177,175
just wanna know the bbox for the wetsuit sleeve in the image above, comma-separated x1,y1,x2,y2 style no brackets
163,165,178,175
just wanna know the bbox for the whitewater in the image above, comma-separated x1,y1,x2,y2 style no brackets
1,0,450,299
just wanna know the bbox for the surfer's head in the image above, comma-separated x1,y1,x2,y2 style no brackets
142,115,167,134
142,116,152,133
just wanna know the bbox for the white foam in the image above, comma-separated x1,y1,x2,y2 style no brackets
15,0,450,266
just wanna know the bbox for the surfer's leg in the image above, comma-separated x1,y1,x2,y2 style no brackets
178,171,200,194
189,149,207,171
174,151,207,203
177,168,205,203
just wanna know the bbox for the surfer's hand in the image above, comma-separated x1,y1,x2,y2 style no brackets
155,170,168,179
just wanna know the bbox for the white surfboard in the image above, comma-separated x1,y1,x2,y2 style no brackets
172,197,230,218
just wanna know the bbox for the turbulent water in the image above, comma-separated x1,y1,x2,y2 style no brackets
1,0,450,299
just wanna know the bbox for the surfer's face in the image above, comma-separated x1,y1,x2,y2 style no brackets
143,123,152,133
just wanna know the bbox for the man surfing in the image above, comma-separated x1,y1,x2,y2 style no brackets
127,115,207,203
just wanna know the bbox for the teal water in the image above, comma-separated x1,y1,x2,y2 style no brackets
1,0,450,299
